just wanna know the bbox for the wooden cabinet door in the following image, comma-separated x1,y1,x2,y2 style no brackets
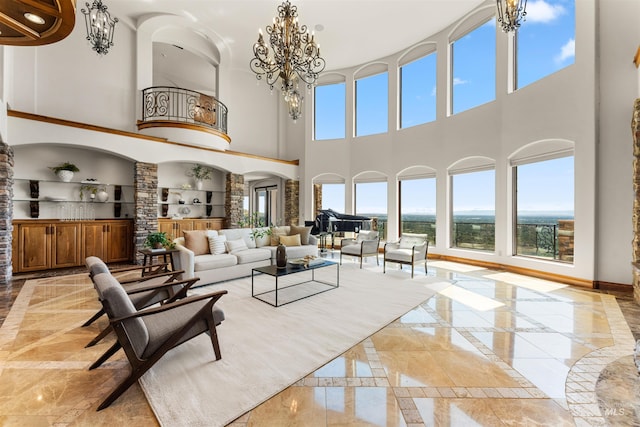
17,223,50,272
83,223,107,260
51,223,82,268
106,221,131,262
158,220,175,235
192,219,208,230
175,220,194,237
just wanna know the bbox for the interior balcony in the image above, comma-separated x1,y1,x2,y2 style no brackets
137,86,230,151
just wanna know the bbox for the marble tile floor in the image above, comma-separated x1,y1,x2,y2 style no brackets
0,256,639,426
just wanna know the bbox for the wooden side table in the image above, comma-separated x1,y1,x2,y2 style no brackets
138,248,180,275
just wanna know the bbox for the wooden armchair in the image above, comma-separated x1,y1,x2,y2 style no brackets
89,271,227,410
383,233,429,278
340,230,380,268
83,256,196,347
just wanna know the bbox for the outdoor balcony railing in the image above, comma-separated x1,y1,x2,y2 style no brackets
140,86,228,136
452,222,496,251
516,222,574,262
400,220,436,245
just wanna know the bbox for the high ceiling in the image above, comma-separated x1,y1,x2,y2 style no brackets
106,0,486,71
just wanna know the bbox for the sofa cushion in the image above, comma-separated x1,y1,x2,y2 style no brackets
183,230,210,255
289,225,312,245
385,248,414,263
208,235,227,255
357,230,378,242
233,248,271,264
279,234,301,246
194,254,237,271
284,245,317,259
399,233,427,249
226,238,249,253
219,228,256,249
270,226,288,245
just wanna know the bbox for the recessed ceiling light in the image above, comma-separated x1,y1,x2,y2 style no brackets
24,13,45,25
314,24,324,32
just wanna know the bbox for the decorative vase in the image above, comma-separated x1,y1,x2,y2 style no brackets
195,180,203,190
276,243,287,269
57,170,74,182
96,189,109,203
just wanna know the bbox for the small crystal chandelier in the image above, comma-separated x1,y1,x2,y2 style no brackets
81,0,118,55
250,0,326,121
496,0,527,33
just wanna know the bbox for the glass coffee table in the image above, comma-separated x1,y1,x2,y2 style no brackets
251,260,339,307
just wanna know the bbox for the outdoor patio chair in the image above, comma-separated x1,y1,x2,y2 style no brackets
83,256,195,347
89,271,227,410
383,233,429,278
339,230,380,268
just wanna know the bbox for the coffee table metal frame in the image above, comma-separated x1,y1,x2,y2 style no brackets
251,260,339,307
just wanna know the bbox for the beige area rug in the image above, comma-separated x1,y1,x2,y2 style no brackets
138,264,445,427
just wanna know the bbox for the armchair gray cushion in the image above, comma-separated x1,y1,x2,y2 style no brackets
340,231,380,268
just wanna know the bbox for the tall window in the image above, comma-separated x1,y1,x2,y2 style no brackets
451,169,495,251
321,183,345,213
516,0,575,89
314,82,346,140
399,177,436,244
514,156,574,262
451,19,496,115
355,72,388,137
355,181,388,238
400,52,437,128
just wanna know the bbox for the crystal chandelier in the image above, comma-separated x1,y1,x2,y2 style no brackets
81,0,118,55
250,0,326,121
496,0,527,33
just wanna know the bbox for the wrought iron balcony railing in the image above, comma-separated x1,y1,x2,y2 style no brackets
140,86,228,135
452,222,496,251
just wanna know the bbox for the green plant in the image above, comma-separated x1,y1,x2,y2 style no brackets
238,212,272,240
79,184,97,200
49,162,79,174
187,164,213,180
144,231,175,249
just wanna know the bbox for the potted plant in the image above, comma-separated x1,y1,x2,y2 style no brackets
144,231,175,250
79,184,98,201
187,164,213,190
49,161,79,182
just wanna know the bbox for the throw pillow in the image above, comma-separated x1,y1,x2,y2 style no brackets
399,234,426,249
183,230,210,255
225,238,248,253
208,235,227,255
270,226,288,246
289,224,312,245
279,234,301,246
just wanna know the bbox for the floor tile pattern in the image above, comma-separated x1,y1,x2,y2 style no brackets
1,256,639,426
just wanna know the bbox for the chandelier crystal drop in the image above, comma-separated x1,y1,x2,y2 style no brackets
81,0,118,55
250,0,326,121
496,0,527,33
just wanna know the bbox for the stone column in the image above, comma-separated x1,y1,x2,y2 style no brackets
134,162,158,264
284,179,299,226
313,184,322,218
632,98,640,303
225,173,244,228
0,141,13,285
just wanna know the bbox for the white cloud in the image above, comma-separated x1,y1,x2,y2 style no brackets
453,77,468,86
430,86,436,97
525,0,566,24
555,38,575,63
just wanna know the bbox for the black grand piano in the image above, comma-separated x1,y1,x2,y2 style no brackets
312,209,372,234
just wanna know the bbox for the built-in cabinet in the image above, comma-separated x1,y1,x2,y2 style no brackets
12,219,133,273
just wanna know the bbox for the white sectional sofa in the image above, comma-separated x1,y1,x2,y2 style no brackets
173,226,318,285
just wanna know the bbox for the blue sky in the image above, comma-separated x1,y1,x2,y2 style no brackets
317,0,575,217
